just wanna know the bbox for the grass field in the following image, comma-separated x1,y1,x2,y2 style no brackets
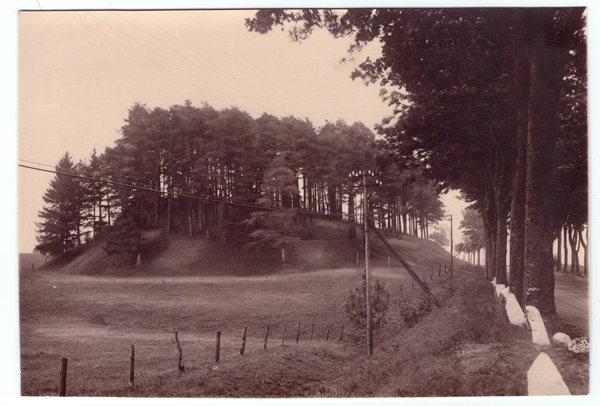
20,261,431,397
18,225,589,397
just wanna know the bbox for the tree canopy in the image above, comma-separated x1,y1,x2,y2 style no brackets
36,99,445,265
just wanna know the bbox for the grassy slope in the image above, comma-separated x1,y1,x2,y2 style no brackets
19,220,588,397
52,219,456,277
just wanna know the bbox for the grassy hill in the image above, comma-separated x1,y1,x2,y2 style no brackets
48,218,457,278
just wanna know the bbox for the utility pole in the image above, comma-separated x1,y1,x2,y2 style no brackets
350,168,379,357
450,214,453,278
363,171,372,357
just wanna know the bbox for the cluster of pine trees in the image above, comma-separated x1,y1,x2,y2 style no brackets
35,100,446,264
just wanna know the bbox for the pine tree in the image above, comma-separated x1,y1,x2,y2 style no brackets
35,152,85,263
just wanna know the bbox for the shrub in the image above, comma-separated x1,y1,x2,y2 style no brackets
343,271,390,340
399,282,433,328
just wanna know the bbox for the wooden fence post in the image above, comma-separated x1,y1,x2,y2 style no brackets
310,323,314,341
215,331,221,363
264,326,270,350
59,357,67,396
388,256,391,268
129,344,135,386
240,326,248,356
356,252,359,266
339,325,344,341
32,264,35,272
295,322,300,344
439,264,441,277
431,269,433,280
325,329,330,341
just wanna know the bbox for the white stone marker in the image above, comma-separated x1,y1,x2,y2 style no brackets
526,306,551,347
505,293,525,326
527,352,571,396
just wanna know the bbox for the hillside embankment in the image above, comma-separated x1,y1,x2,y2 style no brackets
36,219,455,278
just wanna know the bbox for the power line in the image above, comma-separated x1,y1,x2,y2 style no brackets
17,159,56,169
118,11,281,118
137,11,289,117
18,162,343,219
70,12,204,99
96,11,263,116
70,12,255,115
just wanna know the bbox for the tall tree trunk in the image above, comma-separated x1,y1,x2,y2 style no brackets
482,194,497,281
495,208,509,285
106,191,111,227
348,189,355,223
523,10,561,321
302,171,307,209
167,196,171,235
92,200,96,246
562,225,569,273
568,223,579,274
509,41,530,305
556,224,562,272
187,199,193,237
581,227,588,276
293,176,301,209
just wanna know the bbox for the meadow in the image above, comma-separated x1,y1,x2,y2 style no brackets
20,262,423,397
19,230,589,397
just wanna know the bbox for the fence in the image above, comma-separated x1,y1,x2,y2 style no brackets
51,322,348,396
48,260,454,396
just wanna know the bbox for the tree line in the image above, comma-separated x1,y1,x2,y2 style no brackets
35,101,446,264
247,8,588,324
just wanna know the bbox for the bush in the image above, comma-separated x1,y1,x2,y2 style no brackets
399,282,433,328
343,271,390,340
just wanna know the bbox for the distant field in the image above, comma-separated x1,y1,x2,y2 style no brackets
19,252,46,271
20,261,444,397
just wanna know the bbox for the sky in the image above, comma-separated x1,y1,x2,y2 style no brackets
15,6,474,253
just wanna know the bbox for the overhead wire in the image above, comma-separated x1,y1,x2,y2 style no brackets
17,159,56,169
68,13,196,100
121,11,284,118
136,11,289,117
18,161,344,219
69,12,256,115
97,11,263,116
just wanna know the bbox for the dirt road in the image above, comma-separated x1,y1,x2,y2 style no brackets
554,271,589,337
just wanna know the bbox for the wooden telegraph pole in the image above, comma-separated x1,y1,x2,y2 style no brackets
450,215,453,278
363,171,372,357
350,168,382,357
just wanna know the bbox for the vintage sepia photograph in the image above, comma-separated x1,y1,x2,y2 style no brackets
12,1,591,401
